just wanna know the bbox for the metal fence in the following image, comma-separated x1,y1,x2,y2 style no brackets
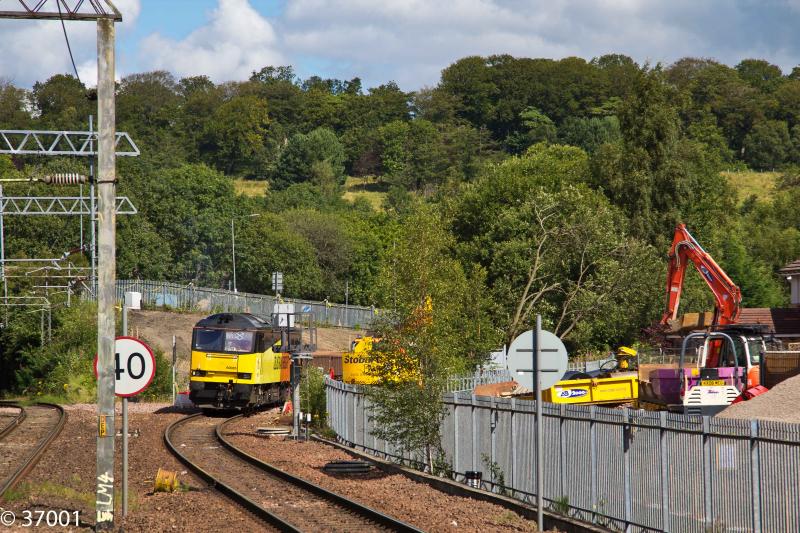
445,369,513,393
108,280,375,329
567,357,616,372
326,378,800,532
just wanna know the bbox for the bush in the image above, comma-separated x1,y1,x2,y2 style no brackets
300,365,327,426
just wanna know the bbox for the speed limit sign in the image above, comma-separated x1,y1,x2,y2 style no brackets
94,336,156,397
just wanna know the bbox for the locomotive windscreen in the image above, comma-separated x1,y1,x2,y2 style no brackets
193,329,255,353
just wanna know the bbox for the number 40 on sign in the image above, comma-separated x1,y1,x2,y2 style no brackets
93,337,156,397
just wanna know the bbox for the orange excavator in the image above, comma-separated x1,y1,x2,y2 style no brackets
655,224,766,414
661,223,742,327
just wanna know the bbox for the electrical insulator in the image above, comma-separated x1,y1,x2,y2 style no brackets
38,173,88,185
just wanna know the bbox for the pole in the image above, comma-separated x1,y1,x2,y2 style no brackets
0,184,5,327
172,335,177,405
122,304,128,517
89,115,96,296
231,218,236,293
535,314,544,531
80,181,84,252
95,18,117,532
291,355,300,438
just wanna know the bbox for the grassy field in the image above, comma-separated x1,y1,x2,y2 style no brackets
234,178,267,197
342,176,388,211
722,170,780,203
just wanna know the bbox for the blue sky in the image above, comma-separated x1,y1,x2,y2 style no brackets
1,0,799,90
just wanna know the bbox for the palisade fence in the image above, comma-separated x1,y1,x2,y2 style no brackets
326,378,800,532
105,279,375,329
445,369,513,393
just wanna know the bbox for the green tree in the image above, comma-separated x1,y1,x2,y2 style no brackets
234,213,324,297
735,59,783,92
270,127,345,190
201,95,270,177
367,206,498,469
31,74,90,129
0,81,31,128
451,146,661,350
743,120,791,170
557,115,621,153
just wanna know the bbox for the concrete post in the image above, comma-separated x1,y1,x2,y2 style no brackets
95,18,117,532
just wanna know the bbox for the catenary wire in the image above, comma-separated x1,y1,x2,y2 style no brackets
56,0,82,84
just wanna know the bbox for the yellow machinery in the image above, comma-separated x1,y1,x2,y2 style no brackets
341,336,420,385
544,375,638,405
539,346,639,406
342,336,379,385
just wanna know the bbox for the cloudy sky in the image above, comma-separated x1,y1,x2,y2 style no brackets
1,0,799,90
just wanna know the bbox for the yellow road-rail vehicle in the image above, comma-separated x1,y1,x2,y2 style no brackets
189,312,313,409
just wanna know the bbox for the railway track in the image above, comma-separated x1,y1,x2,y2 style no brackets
0,403,66,497
165,413,421,532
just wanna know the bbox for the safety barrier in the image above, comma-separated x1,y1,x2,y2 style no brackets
107,280,375,329
327,378,800,532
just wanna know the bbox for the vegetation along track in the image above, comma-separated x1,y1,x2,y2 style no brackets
165,413,421,532
0,403,66,497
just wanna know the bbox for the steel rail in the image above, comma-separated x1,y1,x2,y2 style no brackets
217,414,422,532
0,402,25,440
164,413,421,533
0,403,66,497
164,413,297,532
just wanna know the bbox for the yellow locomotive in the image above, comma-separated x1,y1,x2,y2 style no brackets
189,313,300,409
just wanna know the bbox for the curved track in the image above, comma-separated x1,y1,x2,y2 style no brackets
0,403,66,497
165,413,421,532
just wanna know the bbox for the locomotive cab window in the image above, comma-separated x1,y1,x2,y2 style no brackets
224,331,255,353
192,329,255,354
193,329,224,352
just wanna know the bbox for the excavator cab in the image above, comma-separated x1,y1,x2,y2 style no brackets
679,331,747,416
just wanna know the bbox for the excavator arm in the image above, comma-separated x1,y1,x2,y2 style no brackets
661,224,742,326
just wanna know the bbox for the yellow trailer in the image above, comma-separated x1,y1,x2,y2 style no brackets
543,375,638,405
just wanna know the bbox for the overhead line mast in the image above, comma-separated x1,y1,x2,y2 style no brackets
0,2,123,530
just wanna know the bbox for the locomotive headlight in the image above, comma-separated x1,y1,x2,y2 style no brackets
191,369,207,377
237,372,252,380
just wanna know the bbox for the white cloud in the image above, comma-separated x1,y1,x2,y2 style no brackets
277,0,800,89
0,0,140,87
138,0,283,82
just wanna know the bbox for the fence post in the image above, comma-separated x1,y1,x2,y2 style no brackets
361,390,367,449
353,387,358,445
702,415,712,529
623,407,632,532
510,398,516,494
589,405,597,523
490,396,496,492
659,411,670,533
750,419,761,533
345,387,350,443
471,393,478,473
453,395,459,477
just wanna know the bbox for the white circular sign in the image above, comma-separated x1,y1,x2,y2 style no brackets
94,336,156,397
507,329,568,390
